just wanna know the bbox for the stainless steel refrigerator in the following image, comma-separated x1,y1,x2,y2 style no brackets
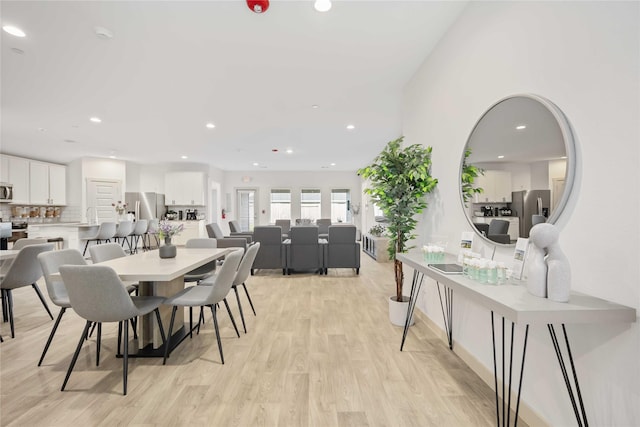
510,190,550,238
124,192,166,221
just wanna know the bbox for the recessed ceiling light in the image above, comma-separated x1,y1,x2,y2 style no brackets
206,123,215,129
181,155,188,159
498,155,505,159
38,127,46,132
286,149,293,154
90,117,102,123
516,125,526,130
3,26,26,38
64,139,78,144
109,155,117,159
11,48,24,55
312,104,319,109
314,0,332,12
330,162,336,166
321,166,329,169
346,124,355,130
72,125,80,128
252,162,259,166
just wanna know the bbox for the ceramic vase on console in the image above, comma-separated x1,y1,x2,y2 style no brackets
159,237,177,258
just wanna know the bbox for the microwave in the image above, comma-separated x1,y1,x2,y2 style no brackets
0,183,13,201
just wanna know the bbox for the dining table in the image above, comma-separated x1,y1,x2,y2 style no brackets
84,246,233,357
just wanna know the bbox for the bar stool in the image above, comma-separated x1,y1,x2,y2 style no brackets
128,219,148,254
82,222,117,257
47,237,64,250
113,221,134,254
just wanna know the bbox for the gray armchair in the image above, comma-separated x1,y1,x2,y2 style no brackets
286,226,323,275
274,219,291,239
252,226,285,275
206,223,249,251
325,225,360,274
228,220,254,241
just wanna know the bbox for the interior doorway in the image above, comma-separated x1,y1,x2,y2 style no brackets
551,178,565,213
86,179,122,223
236,188,257,231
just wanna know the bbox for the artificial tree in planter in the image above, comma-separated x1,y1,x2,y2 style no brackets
358,137,438,325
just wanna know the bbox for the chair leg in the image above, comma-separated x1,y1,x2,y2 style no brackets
82,240,90,256
154,308,167,344
233,286,247,334
38,307,67,366
210,304,224,364
189,307,193,339
96,322,102,366
123,319,129,395
241,283,257,316
196,306,204,335
223,298,240,338
32,284,54,320
88,321,97,338
1,290,8,322
162,306,178,365
117,321,122,356
131,317,138,340
62,321,92,391
6,290,15,338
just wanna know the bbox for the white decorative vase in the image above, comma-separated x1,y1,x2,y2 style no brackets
389,296,414,326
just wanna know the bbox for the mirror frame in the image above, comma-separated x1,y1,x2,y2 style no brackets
459,93,577,246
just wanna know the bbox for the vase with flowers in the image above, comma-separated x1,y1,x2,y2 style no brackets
157,220,184,258
112,201,128,220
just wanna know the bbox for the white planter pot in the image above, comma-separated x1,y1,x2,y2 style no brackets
389,296,414,326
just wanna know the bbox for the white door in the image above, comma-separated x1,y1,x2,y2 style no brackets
236,189,257,231
86,179,122,223
552,178,566,213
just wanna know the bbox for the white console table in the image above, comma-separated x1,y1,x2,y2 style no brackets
396,251,636,427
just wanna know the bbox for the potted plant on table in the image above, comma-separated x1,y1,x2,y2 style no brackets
358,136,438,326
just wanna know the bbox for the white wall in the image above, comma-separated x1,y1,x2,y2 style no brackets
403,2,639,425
221,170,362,232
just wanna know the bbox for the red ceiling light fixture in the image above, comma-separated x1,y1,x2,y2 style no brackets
247,0,269,13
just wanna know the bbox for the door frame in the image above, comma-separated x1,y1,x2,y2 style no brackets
235,187,259,231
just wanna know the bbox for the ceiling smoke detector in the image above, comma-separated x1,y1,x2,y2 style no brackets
94,26,113,40
247,0,269,13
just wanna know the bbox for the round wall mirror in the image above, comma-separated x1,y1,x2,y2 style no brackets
459,94,576,246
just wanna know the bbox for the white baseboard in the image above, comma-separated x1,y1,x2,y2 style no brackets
420,312,550,427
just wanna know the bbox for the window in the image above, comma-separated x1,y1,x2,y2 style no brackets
331,189,351,223
300,189,321,221
270,189,291,223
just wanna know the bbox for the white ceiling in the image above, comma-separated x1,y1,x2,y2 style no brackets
1,1,466,171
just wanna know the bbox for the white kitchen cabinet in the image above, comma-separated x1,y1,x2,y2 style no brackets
474,170,512,203
8,156,30,203
164,172,205,206
0,155,9,183
167,220,205,246
29,161,66,205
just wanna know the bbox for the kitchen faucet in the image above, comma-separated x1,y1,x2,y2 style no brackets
86,206,98,225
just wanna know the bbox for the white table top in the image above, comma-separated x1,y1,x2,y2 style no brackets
0,250,20,261
397,251,636,325
87,247,234,282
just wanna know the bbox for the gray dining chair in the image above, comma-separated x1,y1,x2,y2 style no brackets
184,238,218,284
89,243,140,294
0,243,54,338
37,249,87,366
82,222,117,256
162,250,243,365
12,238,48,250
229,242,259,333
58,264,166,395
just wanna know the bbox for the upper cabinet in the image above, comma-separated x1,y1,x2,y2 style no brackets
164,172,205,206
8,156,30,203
474,170,512,203
30,161,66,205
0,154,66,204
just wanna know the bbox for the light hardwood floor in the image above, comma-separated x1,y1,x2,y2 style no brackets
1,252,505,426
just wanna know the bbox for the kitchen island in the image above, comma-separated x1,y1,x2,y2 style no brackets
27,222,97,250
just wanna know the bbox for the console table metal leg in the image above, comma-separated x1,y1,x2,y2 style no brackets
400,269,424,351
491,312,530,427
436,281,454,350
548,324,588,427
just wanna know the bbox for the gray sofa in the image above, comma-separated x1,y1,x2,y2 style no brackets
205,223,249,250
